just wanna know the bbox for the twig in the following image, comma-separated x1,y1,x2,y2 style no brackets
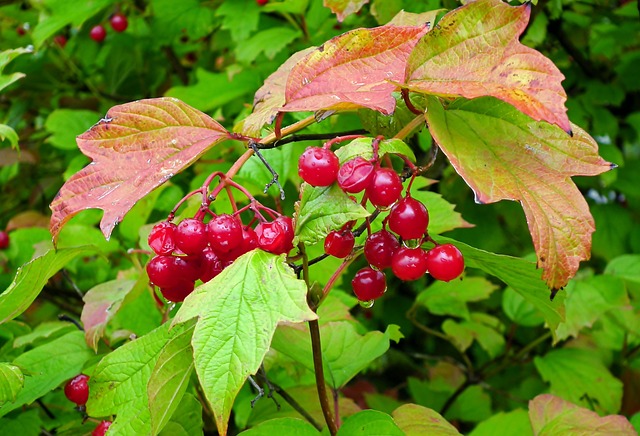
309,319,337,435
58,314,84,331
248,141,286,200
268,382,324,431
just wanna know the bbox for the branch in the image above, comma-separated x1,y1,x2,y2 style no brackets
309,319,337,435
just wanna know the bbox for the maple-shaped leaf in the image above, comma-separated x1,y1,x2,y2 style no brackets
324,0,369,22
281,22,429,116
49,98,231,242
425,97,613,290
405,0,571,133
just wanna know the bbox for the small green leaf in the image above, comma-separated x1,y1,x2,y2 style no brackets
236,28,302,64
171,250,317,436
0,48,31,72
0,364,23,406
239,417,320,435
441,317,504,358
416,277,497,320
469,409,532,436
605,254,640,286
44,109,100,150
502,287,544,327
337,409,404,436
151,0,215,43
334,137,416,164
216,0,260,42
392,403,461,435
12,321,75,348
295,184,369,245
158,393,203,436
0,409,41,435
446,385,492,423
0,125,19,149
534,348,623,415
0,246,99,324
409,178,472,235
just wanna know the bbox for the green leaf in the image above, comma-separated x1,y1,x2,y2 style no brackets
235,146,293,198
158,393,203,436
295,183,369,245
150,0,215,43
442,316,504,358
262,0,309,14
0,125,19,149
0,48,31,72
87,323,178,435
605,254,640,286
502,287,544,327
0,364,23,407
534,348,623,415
469,409,533,436
416,277,497,320
0,331,93,416
171,250,317,435
216,0,260,42
412,190,472,235
334,137,416,164
12,321,75,348
238,417,320,435
0,246,99,324
236,28,302,64
337,409,404,436
0,409,41,435
446,385,492,423
148,323,195,435
0,48,30,94
392,403,461,435
529,394,636,435
44,109,100,150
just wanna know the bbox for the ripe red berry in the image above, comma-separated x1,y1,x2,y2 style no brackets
110,13,128,32
337,157,375,194
351,267,386,301
425,244,464,282
16,25,26,36
255,216,294,255
324,230,355,258
148,222,176,255
160,281,195,302
207,214,243,253
146,255,197,288
388,196,429,241
92,420,112,436
256,0,269,5
54,35,67,48
199,247,224,282
174,218,208,255
366,167,402,208
298,147,340,187
64,374,89,406
0,231,9,250
364,230,399,270
218,226,258,261
391,247,429,281
89,25,107,42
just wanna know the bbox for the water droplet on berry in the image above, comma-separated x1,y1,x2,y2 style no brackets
359,299,374,309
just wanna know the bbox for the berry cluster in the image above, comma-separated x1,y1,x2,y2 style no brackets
146,212,294,303
89,13,128,43
63,374,112,435
297,142,465,305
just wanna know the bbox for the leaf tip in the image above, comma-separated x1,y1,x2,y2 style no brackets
549,287,563,301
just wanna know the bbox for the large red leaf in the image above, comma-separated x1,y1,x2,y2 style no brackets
50,98,231,242
405,0,571,133
426,97,613,290
281,23,429,115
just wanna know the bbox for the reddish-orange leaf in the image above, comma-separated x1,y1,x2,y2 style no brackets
282,23,429,116
426,97,613,290
50,98,230,242
406,0,571,133
324,0,369,22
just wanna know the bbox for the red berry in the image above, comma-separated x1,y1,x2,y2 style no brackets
54,35,67,48
366,168,402,208
199,247,224,282
351,267,386,301
92,420,112,436
388,196,429,241
148,222,176,255
391,247,429,281
89,25,107,42
298,147,340,187
16,26,26,36
64,374,89,406
324,230,355,258
110,13,128,32
0,231,9,250
256,0,269,5
174,218,208,255
146,255,197,288
364,230,399,270
219,226,258,261
425,244,464,282
255,216,294,255
160,281,195,302
337,157,375,194
207,214,243,253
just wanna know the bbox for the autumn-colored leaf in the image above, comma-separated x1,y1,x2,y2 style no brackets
324,0,369,22
281,23,429,116
405,0,571,133
425,97,612,290
49,98,231,242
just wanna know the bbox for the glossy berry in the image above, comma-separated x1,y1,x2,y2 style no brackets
146,255,196,288
255,216,294,255
324,230,355,258
89,25,107,42
298,147,340,187
199,247,224,282
337,157,375,194
92,420,112,436
0,231,9,250
148,222,176,255
207,214,243,253
16,25,26,36
256,0,269,5
219,226,258,261
54,35,67,48
425,244,464,282
174,218,208,255
388,196,429,240
366,167,402,208
160,281,195,302
391,247,429,281
351,267,386,301
110,13,128,32
64,374,89,406
364,230,399,270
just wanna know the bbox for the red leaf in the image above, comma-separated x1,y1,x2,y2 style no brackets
50,98,230,242
323,0,369,22
282,24,429,116
405,0,571,133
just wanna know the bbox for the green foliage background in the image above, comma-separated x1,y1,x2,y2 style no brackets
0,0,639,434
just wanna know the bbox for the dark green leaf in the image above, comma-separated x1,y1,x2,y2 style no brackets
238,417,320,435
337,409,404,436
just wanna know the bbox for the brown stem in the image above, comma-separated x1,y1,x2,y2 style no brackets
309,319,337,435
